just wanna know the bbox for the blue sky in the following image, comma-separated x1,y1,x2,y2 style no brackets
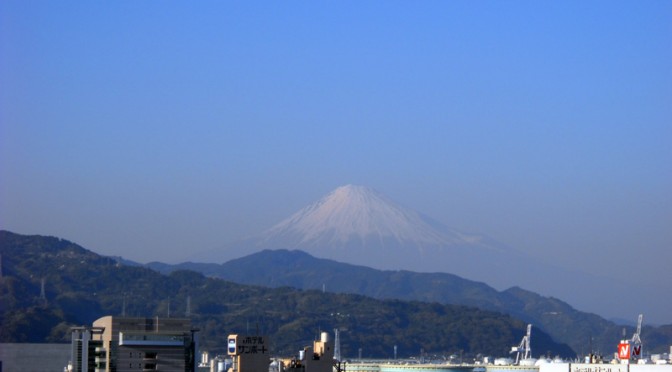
1,2,671,321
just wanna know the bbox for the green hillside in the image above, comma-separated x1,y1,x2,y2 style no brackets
148,249,672,355
0,230,574,359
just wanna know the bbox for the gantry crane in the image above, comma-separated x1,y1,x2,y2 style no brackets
511,324,532,364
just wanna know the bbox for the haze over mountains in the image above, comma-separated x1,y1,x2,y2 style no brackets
212,185,510,274
148,249,672,356
200,185,666,324
1,230,579,358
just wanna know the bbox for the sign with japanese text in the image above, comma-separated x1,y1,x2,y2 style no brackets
227,334,268,356
571,363,628,372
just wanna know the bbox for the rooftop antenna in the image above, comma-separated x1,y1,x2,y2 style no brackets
167,299,171,318
186,295,191,317
122,294,127,317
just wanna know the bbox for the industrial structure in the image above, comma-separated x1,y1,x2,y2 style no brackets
510,324,532,365
279,332,340,372
618,314,644,363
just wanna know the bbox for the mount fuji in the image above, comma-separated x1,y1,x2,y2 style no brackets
198,184,652,323
221,185,537,288
255,184,504,257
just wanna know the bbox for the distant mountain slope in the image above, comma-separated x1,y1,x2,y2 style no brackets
255,184,501,253
148,249,672,355
220,185,511,279
202,185,651,323
0,230,575,358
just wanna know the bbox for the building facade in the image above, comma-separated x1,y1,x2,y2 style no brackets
280,332,335,372
70,316,197,372
227,334,270,372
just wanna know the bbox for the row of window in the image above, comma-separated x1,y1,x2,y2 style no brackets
127,362,157,370
128,351,158,359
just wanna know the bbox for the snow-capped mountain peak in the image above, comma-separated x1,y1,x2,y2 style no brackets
252,184,492,257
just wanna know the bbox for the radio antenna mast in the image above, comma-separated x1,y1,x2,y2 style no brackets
186,295,192,317
39,277,47,305
334,328,342,361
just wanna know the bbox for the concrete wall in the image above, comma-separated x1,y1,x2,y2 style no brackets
0,343,71,372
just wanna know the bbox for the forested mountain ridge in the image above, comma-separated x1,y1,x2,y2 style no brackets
147,249,672,355
0,230,574,358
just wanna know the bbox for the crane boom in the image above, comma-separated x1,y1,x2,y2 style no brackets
632,314,643,344
630,314,643,360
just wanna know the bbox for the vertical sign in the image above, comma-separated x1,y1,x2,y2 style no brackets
227,335,268,356
618,343,630,360
632,344,641,358
228,337,237,355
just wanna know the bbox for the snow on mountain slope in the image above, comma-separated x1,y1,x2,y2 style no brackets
197,185,661,324
259,185,474,247
234,185,512,277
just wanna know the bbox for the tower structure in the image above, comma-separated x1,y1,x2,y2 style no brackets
40,277,47,303
334,328,341,361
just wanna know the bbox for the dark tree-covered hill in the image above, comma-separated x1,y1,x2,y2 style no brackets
146,249,672,355
0,230,574,359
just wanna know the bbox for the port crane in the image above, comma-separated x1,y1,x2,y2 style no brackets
630,314,643,358
511,324,532,364
618,314,644,361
